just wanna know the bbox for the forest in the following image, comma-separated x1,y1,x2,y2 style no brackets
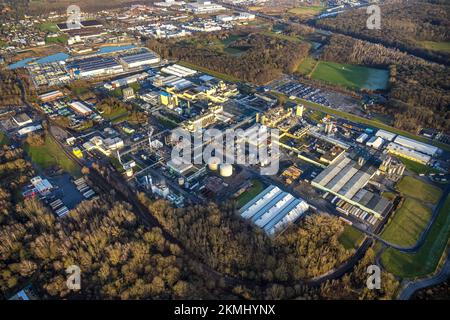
322,34,450,133
0,142,399,299
0,70,24,107
146,33,310,85
316,0,450,64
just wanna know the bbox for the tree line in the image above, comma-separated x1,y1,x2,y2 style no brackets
315,0,450,65
146,32,310,85
322,34,450,133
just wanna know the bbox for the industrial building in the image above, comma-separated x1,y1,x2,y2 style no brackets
153,74,193,90
12,113,32,127
239,185,309,235
119,51,160,68
385,142,431,164
68,101,92,116
375,129,396,141
312,153,392,218
366,136,384,149
82,136,124,156
393,135,439,157
68,57,123,78
160,64,197,78
186,1,226,13
38,90,64,102
356,133,368,144
123,87,135,100
18,125,42,136
104,72,148,90
216,12,256,23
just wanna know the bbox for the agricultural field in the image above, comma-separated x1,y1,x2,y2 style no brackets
310,61,389,90
338,224,364,250
381,198,432,247
25,135,80,176
381,195,450,278
396,176,442,204
288,5,324,18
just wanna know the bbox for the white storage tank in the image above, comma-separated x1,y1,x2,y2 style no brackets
219,164,233,177
208,157,221,171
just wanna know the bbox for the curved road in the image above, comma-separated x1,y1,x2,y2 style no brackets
351,183,450,253
398,252,450,300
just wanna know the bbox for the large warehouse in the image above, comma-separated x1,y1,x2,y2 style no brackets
120,51,160,69
385,142,431,164
312,153,391,217
393,135,439,156
239,185,309,235
68,101,92,116
68,57,123,78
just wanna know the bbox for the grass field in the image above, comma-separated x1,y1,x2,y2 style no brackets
0,131,10,146
297,57,317,75
381,195,450,278
381,198,432,247
396,176,442,204
25,135,80,176
339,224,364,250
235,179,264,208
288,6,324,17
262,31,303,43
310,61,389,90
45,35,68,45
418,41,450,53
399,156,440,175
38,22,58,32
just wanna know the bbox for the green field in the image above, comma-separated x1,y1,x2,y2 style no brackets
235,180,264,208
310,61,389,90
381,195,450,278
288,5,324,17
418,41,450,53
25,135,80,176
399,156,440,175
0,131,10,146
397,176,442,204
45,35,68,45
381,198,432,247
262,30,303,43
297,57,317,75
339,225,364,250
38,22,58,32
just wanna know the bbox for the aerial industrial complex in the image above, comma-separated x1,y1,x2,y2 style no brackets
0,0,449,304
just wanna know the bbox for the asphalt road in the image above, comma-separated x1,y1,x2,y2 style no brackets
351,182,450,253
398,252,450,300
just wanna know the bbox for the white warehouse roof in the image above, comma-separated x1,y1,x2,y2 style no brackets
393,135,439,156
375,129,397,141
239,185,309,235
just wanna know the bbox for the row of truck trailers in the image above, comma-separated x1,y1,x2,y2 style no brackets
330,195,378,226
74,177,96,200
48,177,97,218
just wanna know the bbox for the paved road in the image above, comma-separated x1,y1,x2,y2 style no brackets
351,183,450,253
398,252,450,300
